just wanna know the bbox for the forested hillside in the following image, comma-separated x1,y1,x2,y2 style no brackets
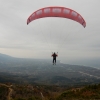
0,83,100,100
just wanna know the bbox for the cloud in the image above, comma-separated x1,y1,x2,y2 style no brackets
0,0,100,67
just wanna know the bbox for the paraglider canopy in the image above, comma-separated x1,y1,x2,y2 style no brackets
27,6,86,28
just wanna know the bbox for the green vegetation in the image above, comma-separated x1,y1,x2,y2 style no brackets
1,83,100,100
57,84,100,100
0,85,9,100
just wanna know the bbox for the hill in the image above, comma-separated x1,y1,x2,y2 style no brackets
0,83,100,100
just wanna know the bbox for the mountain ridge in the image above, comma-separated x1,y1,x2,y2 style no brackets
0,53,100,86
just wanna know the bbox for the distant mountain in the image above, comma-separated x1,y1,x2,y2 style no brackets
0,53,14,61
0,53,54,62
0,53,60,66
0,53,100,86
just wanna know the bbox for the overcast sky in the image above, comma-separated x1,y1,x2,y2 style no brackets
0,0,100,67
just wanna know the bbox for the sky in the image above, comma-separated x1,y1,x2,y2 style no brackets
0,0,100,67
